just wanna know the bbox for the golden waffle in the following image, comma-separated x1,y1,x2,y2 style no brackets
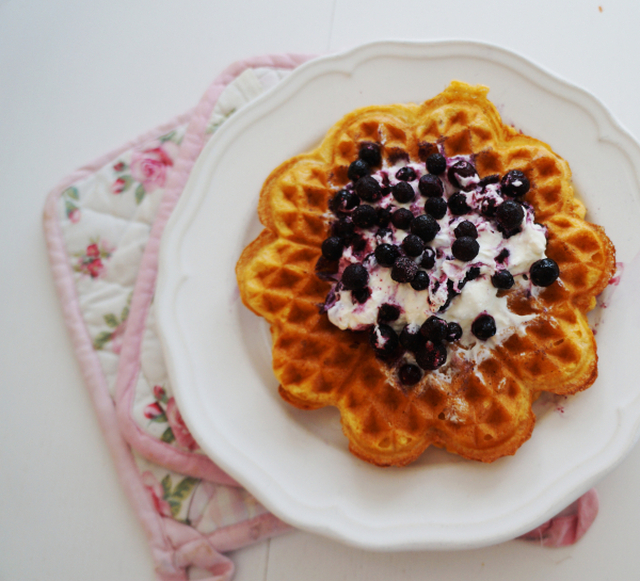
236,81,616,467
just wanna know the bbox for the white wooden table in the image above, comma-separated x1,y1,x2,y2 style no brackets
2,1,640,579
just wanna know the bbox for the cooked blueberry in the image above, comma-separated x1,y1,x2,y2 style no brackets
369,324,399,360
399,364,422,386
348,159,370,182
420,247,436,269
391,208,414,230
478,174,500,188
530,258,560,287
391,256,418,283
491,270,515,289
415,341,447,370
355,175,382,202
454,220,478,239
376,227,393,242
425,197,448,220
375,243,400,267
438,279,458,312
321,236,343,260
418,174,444,197
392,181,415,203
480,197,499,218
448,192,471,215
452,236,480,261
446,322,463,342
496,200,524,230
460,266,481,288
376,206,392,228
378,303,400,322
331,189,359,214
352,204,378,228
359,142,381,167
342,263,369,290
411,270,430,290
411,214,440,242
501,170,530,197
399,324,422,351
350,235,366,253
495,248,510,264
426,152,447,175
332,217,354,240
420,315,448,342
402,234,426,257
396,166,417,181
471,314,496,340
447,160,478,190
352,287,370,304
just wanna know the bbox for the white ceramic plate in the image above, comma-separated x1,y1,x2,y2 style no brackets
156,40,640,550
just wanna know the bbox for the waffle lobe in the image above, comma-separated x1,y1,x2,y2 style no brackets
236,81,616,467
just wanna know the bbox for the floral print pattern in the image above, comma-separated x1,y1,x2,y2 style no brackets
111,131,180,204
144,385,199,451
141,470,199,522
73,239,113,279
93,301,130,352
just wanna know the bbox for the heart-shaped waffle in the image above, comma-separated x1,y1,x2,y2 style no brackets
236,81,615,466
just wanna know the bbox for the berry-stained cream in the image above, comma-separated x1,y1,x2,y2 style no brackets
319,146,558,380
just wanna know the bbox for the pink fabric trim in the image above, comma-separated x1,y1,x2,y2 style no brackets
114,53,315,484
517,488,599,547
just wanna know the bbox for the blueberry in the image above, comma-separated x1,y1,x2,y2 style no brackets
471,314,496,340
375,227,393,241
454,220,478,239
411,270,430,290
355,176,382,202
331,189,360,215
378,303,400,323
448,192,471,215
352,287,370,304
332,217,354,240
321,236,343,261
402,234,426,257
396,166,417,181
415,341,447,370
452,236,480,262
391,208,414,230
398,364,422,386
350,235,366,253
376,206,392,228
369,324,399,360
495,248,510,264
448,160,478,190
420,247,436,269
530,258,560,287
425,197,448,220
496,200,524,230
399,324,422,352
342,263,369,290
418,174,444,197
491,270,515,289
359,143,381,167
446,322,463,342
478,174,500,188
426,153,447,175
411,214,440,242
375,243,400,267
392,181,415,203
348,159,370,182
352,204,378,228
460,266,481,289
501,170,530,197
391,256,418,283
420,315,448,342
480,197,499,218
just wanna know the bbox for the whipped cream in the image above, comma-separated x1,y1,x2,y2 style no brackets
323,153,548,360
